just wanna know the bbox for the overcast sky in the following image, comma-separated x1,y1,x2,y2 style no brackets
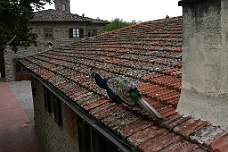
44,0,182,22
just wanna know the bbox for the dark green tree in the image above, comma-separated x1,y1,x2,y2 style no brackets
103,18,136,31
0,0,52,52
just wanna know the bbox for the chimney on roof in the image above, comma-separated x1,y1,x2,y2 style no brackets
55,0,71,13
177,0,228,129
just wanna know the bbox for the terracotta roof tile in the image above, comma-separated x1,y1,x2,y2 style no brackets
83,99,109,111
138,133,181,152
210,134,228,152
20,16,228,151
190,126,228,148
91,103,120,120
127,126,166,148
159,140,205,152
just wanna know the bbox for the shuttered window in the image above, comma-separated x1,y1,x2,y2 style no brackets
53,98,62,125
43,87,51,113
77,117,119,152
44,28,53,38
69,28,84,38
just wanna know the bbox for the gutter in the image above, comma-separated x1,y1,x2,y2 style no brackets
18,61,137,152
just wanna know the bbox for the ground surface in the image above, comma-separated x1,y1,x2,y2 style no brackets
8,80,35,125
0,80,42,152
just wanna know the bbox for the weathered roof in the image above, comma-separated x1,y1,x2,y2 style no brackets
31,9,108,24
20,16,228,152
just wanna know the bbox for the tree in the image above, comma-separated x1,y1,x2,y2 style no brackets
0,0,52,52
103,18,136,32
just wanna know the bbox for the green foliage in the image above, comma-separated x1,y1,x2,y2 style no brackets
103,18,136,31
0,0,52,52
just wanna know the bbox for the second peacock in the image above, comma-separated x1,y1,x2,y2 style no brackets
90,71,163,119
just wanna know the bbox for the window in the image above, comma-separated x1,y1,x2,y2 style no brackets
53,97,62,125
88,29,97,37
43,86,62,125
62,4,66,12
78,117,91,152
77,117,119,152
44,28,53,38
43,87,51,113
69,28,83,38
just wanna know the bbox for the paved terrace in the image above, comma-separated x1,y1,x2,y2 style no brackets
0,79,42,152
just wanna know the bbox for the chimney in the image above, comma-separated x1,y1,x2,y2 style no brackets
55,0,71,13
177,0,228,129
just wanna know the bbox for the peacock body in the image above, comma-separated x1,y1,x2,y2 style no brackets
91,72,163,119
106,76,141,106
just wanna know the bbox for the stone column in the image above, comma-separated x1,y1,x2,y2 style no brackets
177,0,228,129
4,45,14,81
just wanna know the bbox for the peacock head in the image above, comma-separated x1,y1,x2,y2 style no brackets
91,72,97,78
90,67,97,78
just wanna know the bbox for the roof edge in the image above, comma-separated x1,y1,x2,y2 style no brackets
178,0,215,6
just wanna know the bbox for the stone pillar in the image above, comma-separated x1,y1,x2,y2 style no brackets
177,0,228,129
55,0,71,13
4,45,14,81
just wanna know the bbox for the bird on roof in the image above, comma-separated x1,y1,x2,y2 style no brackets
90,70,163,119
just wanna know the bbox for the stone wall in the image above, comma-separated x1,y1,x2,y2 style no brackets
177,0,228,129
4,46,14,81
4,44,42,81
29,22,104,50
31,76,79,152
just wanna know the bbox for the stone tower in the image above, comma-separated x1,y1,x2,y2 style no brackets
55,0,71,13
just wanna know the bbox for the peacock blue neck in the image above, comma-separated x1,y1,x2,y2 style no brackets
93,73,107,89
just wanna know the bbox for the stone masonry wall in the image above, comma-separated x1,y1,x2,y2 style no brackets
177,0,228,129
4,46,14,81
4,44,42,81
31,76,79,152
29,22,104,50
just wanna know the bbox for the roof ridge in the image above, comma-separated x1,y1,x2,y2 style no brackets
31,9,108,23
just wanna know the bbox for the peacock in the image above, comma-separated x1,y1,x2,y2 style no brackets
90,71,163,119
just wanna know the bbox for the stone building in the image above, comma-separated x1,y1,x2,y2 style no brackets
1,0,108,81
19,0,228,150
